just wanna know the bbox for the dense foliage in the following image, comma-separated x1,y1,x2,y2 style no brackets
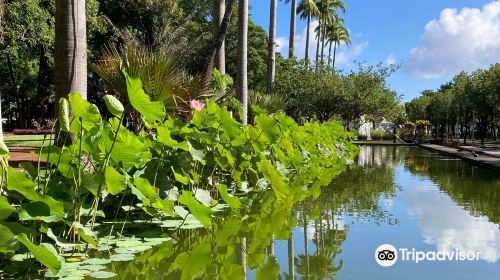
274,60,402,126
406,64,500,144
0,71,357,276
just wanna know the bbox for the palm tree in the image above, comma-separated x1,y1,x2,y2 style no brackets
55,0,87,100
281,0,297,58
314,0,345,69
267,0,277,94
326,18,351,70
213,0,226,74
297,0,320,64
237,0,249,125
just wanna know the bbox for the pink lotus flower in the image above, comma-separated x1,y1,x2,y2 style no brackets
190,99,205,111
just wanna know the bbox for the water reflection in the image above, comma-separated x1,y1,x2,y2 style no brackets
105,146,500,279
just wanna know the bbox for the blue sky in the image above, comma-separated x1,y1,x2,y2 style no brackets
248,0,500,102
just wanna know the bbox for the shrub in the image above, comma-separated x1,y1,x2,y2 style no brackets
13,129,52,135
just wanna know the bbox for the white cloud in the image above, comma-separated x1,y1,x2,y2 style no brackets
386,53,397,66
406,1,500,79
276,20,367,67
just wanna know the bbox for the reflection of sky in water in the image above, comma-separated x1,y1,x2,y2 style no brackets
404,183,500,263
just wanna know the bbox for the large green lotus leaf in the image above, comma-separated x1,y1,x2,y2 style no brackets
104,166,127,195
134,178,158,201
0,224,19,253
170,239,211,280
187,140,206,162
109,132,152,168
254,113,281,143
193,188,215,207
72,222,98,247
123,69,166,123
256,160,289,201
153,199,174,216
82,173,103,197
178,191,212,227
256,256,280,280
0,196,16,220
157,126,188,151
171,167,189,185
68,92,102,131
18,201,62,223
16,233,62,274
216,184,241,210
6,167,64,218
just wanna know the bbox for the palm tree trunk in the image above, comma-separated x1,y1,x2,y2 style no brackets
332,41,338,70
237,0,249,125
315,18,321,72
305,12,311,64
288,235,295,279
328,41,333,69
203,0,236,86
288,0,296,58
267,0,277,94
213,0,226,74
320,27,326,66
0,0,4,141
55,0,87,101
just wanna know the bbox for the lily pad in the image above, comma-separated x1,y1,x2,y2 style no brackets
83,258,112,265
110,253,135,262
89,271,117,279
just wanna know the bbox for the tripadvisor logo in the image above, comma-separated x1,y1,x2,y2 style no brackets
375,244,482,267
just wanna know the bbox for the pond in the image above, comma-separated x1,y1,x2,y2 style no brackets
4,146,500,279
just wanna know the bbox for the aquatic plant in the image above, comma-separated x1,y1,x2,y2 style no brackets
0,69,357,277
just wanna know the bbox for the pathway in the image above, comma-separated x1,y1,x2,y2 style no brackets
420,144,500,173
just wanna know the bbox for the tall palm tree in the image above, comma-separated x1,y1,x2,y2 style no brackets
213,0,226,74
237,0,249,125
326,18,351,70
55,0,87,101
297,0,319,64
281,0,297,58
314,0,345,69
267,0,277,94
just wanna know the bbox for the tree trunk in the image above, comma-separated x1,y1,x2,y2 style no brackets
327,40,333,69
0,0,4,141
320,26,325,66
288,235,294,279
288,0,296,58
333,41,338,70
315,18,321,72
203,0,236,86
213,0,226,74
237,0,249,125
55,0,87,101
305,12,311,64
267,0,277,94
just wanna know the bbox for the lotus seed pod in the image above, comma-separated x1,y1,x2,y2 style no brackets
0,142,9,157
59,98,70,132
104,95,124,117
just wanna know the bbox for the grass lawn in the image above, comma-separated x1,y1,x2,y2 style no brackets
4,134,54,148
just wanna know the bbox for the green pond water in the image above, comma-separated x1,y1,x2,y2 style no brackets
4,146,500,279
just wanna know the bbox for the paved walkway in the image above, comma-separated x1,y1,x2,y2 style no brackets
420,144,500,172
8,147,44,168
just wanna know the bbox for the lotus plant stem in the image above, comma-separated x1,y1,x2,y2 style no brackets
107,192,126,242
120,197,136,236
90,110,126,229
36,134,48,190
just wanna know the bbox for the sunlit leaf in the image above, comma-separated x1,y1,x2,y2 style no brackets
16,233,62,274
178,191,212,227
